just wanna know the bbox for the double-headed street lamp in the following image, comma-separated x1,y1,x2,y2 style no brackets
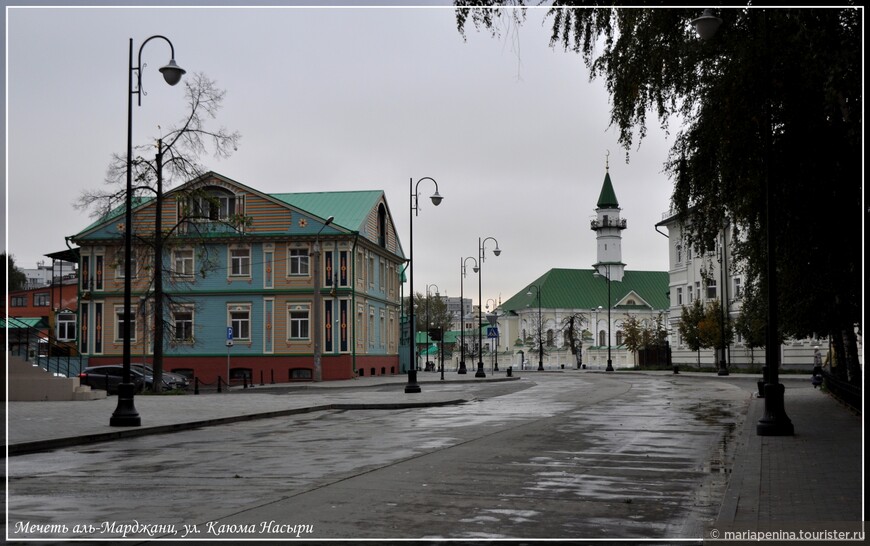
476,237,501,378
111,36,186,427
526,285,544,371
593,265,614,372
458,256,477,374
313,215,335,382
406,177,443,394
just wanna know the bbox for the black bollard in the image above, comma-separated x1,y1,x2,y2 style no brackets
243,374,248,389
218,376,222,393
194,377,200,395
507,366,512,377
260,370,265,386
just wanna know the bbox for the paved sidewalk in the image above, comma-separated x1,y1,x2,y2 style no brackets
711,380,864,543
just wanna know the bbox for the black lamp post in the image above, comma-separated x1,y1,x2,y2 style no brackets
458,257,477,374
485,299,499,372
313,215,335,382
593,265,614,372
476,237,501,378
111,36,185,427
718,225,730,376
690,9,791,435
406,177,443,393
526,285,544,370
426,283,440,372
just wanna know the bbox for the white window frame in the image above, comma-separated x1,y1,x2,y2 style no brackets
676,287,683,305
114,304,136,343
172,306,195,343
56,313,76,341
228,304,252,341
287,304,311,340
173,248,195,279
288,247,310,277
229,246,251,278
115,248,138,279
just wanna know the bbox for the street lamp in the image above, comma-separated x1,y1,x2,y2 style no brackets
476,237,501,378
313,215,335,382
593,265,614,372
485,299,500,372
426,283,440,372
111,36,185,428
458,257,478,374
718,225,730,376
526,285,544,371
691,9,791,435
406,177,443,393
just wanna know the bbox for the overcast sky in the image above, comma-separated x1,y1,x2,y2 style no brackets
5,2,678,306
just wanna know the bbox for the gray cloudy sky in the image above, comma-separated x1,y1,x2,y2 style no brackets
5,3,678,306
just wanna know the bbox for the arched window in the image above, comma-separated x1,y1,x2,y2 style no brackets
599,330,606,346
546,329,555,346
378,204,387,248
616,331,624,345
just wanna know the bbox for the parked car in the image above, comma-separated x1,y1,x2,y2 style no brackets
131,364,190,391
78,365,146,394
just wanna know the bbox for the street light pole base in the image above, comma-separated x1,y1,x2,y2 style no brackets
475,362,486,378
109,383,141,427
605,360,614,372
756,382,794,436
537,363,544,371
717,365,730,376
404,370,421,393
458,361,467,374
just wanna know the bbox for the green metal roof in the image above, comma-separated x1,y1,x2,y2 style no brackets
596,171,620,208
501,268,670,313
271,190,384,232
2,317,47,329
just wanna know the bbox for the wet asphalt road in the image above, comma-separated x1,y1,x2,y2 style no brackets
7,373,750,541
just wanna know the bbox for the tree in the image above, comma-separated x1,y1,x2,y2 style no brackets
734,281,767,366
621,314,643,366
455,4,861,383
678,299,706,368
559,312,587,368
4,253,27,291
75,73,241,392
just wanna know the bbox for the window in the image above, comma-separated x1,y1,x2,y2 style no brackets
733,277,743,298
190,188,236,221
677,287,683,305
288,305,310,340
173,249,195,278
115,306,136,342
688,285,694,303
676,244,682,264
599,330,607,346
288,248,309,276
616,331,624,345
173,308,194,342
377,204,387,248
546,329,555,347
368,307,375,345
230,247,251,277
115,249,138,279
695,281,702,300
229,305,251,340
368,257,375,287
56,313,76,341
706,279,717,299
11,296,26,307
379,259,386,291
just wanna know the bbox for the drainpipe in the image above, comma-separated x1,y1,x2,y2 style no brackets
351,231,359,375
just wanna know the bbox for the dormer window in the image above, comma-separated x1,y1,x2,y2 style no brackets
188,187,237,222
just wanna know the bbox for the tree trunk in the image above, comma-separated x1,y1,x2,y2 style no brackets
843,327,861,386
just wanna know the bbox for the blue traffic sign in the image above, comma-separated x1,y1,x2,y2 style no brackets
227,327,234,341
487,327,499,339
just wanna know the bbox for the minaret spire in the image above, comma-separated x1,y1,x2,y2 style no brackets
591,155,626,282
